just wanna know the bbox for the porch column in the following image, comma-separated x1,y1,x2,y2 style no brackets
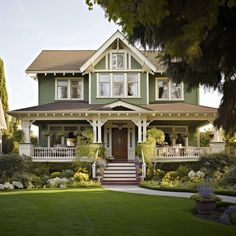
92,121,97,143
21,120,31,143
210,127,225,153
97,120,107,143
142,119,147,142
19,120,33,156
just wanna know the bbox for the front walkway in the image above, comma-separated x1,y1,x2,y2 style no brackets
104,185,236,203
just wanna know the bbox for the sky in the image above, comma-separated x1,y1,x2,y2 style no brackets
0,0,222,112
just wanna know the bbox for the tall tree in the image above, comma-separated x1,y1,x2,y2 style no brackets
86,0,236,133
0,58,9,123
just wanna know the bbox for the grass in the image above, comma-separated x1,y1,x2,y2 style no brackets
0,189,235,236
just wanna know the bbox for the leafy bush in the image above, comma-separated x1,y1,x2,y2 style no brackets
176,165,190,178
147,128,165,144
220,165,236,187
61,169,74,178
50,172,61,179
74,169,89,182
76,144,99,162
136,139,156,162
30,174,43,188
231,212,236,225
47,177,68,188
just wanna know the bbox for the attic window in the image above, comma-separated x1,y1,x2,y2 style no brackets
112,53,125,69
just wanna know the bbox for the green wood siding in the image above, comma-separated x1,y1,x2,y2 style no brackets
38,74,88,105
131,56,142,69
90,72,147,104
94,56,106,69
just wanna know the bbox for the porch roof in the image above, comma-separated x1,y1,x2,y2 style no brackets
9,101,217,115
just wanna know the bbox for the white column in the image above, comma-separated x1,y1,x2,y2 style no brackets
142,119,147,142
138,120,142,143
97,123,102,143
21,120,31,143
92,121,97,143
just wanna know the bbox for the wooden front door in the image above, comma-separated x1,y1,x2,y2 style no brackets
112,128,128,160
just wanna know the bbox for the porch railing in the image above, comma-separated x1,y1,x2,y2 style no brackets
33,147,76,162
153,146,211,162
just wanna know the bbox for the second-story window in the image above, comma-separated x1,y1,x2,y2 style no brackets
127,74,138,96
113,74,124,96
156,77,183,100
99,74,110,97
56,78,83,100
112,53,125,69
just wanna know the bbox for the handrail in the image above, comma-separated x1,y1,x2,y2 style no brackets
141,149,146,180
92,150,99,179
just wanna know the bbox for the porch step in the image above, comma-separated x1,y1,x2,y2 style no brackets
102,161,139,185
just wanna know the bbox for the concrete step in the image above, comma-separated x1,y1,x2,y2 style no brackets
102,181,139,185
104,170,136,174
106,166,136,170
102,177,137,181
103,174,137,178
107,163,135,167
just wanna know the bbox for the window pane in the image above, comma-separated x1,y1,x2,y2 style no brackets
171,83,182,99
99,74,110,96
113,74,124,82
157,80,168,99
71,86,82,98
127,74,138,96
112,53,124,69
113,83,124,96
57,80,68,99
100,83,110,96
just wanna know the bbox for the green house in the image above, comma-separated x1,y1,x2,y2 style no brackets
9,31,224,183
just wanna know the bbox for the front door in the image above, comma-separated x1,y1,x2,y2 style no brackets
112,128,128,160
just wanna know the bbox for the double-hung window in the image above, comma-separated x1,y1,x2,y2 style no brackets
56,78,83,100
127,74,138,97
99,74,110,97
112,53,125,69
156,77,183,100
113,74,124,97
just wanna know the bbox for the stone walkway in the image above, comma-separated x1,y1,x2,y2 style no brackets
104,185,236,203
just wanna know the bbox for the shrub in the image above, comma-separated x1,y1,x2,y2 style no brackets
30,174,43,188
61,169,74,178
74,170,89,182
76,144,99,162
50,172,61,179
147,128,165,144
47,177,68,188
176,165,189,178
231,212,236,225
220,165,236,187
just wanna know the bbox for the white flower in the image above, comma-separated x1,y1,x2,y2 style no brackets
4,182,14,190
0,184,5,190
196,170,205,178
188,170,196,178
12,181,23,189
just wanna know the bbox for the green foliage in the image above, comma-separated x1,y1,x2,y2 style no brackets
147,128,165,144
76,144,99,162
79,129,93,144
190,193,222,202
74,169,89,182
231,212,236,225
87,0,236,133
50,172,61,179
136,138,155,162
200,130,213,147
0,154,30,182
176,165,190,178
220,165,236,187
68,180,101,188
0,58,9,123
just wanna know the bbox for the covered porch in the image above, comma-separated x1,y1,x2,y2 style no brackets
8,100,224,162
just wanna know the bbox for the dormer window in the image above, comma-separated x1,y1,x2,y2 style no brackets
112,53,125,69
56,78,84,100
156,77,183,100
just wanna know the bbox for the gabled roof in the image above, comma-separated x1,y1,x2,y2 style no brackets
26,50,95,73
80,31,157,73
25,31,164,74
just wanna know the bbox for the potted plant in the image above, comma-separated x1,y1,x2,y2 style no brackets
191,180,221,214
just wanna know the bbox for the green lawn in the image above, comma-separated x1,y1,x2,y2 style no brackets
0,189,235,236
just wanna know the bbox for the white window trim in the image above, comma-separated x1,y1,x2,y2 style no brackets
155,77,184,101
97,73,140,98
110,50,126,70
55,77,84,100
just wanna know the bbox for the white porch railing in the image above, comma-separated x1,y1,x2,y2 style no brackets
153,146,211,162
33,147,76,162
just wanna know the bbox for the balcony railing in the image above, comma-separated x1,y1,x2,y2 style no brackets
152,146,211,162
